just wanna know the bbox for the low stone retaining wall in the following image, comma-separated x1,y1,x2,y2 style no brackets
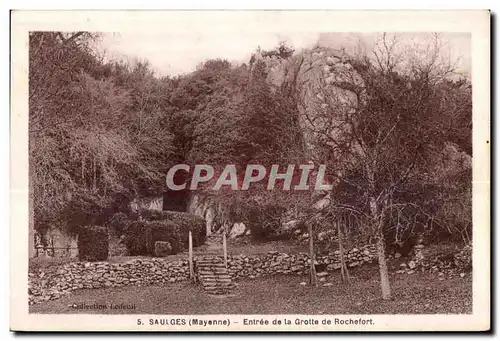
227,245,378,278
28,245,378,305
29,259,190,305
28,244,471,305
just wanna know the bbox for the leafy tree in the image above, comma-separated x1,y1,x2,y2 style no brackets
29,32,176,240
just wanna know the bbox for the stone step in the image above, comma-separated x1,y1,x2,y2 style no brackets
197,267,226,271
197,272,226,276
199,278,217,282
198,272,231,278
197,265,228,269
198,272,230,277
194,252,223,256
196,263,226,268
197,263,225,265
201,287,234,294
198,270,226,273
195,254,235,295
207,287,233,292
215,282,233,286
196,254,224,258
200,278,233,284
197,272,218,277
213,268,228,275
205,287,232,292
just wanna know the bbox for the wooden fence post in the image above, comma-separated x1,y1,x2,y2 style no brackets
309,223,317,286
223,229,228,268
50,235,55,257
189,231,194,281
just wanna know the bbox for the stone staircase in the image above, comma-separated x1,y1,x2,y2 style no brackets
195,256,234,295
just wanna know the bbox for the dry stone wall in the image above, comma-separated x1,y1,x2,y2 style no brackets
227,245,378,278
28,244,471,305
29,259,190,305
28,245,378,305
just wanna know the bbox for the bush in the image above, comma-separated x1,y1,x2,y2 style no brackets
138,209,206,246
78,225,109,261
244,204,286,240
123,210,207,256
124,220,182,256
108,212,130,234
162,211,206,247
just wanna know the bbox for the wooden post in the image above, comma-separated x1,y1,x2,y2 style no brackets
188,231,194,281
309,223,317,286
223,228,228,268
50,236,55,258
338,217,350,283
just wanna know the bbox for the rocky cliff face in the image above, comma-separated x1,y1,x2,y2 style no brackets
189,45,471,236
188,46,362,236
252,46,365,158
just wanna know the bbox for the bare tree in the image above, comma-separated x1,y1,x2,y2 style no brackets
299,33,465,299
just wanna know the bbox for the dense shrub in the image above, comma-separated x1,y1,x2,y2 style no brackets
78,225,109,261
123,220,194,256
244,204,287,240
123,210,206,256
138,209,206,245
108,212,130,234
124,221,174,256
162,211,206,247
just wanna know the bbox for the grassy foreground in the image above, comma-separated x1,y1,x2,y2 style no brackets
30,265,471,315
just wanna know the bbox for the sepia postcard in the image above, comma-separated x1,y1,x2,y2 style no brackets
10,10,490,332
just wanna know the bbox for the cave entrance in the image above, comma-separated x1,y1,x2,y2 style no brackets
163,168,190,212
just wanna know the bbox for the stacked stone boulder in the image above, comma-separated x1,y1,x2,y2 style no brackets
395,244,472,278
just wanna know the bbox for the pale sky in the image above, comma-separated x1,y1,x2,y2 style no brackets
97,31,319,76
97,31,471,77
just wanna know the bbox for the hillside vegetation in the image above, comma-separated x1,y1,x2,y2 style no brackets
30,33,472,299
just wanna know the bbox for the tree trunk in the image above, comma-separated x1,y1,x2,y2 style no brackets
376,214,391,299
308,223,317,286
367,158,392,300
